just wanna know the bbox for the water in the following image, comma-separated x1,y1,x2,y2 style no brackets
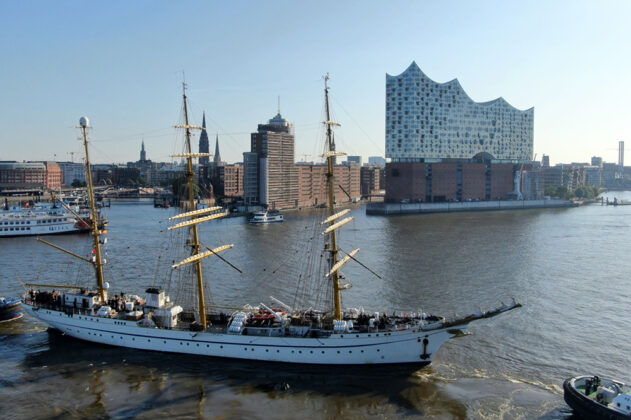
1,193,630,419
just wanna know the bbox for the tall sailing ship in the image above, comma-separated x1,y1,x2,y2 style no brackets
23,79,520,367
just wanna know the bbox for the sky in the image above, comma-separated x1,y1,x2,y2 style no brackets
1,1,630,166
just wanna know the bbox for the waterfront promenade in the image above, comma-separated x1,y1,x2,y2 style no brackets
367,198,576,215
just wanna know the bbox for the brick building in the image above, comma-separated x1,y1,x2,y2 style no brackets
297,164,360,207
0,161,62,190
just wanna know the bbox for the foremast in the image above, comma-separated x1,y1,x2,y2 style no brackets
322,75,358,321
79,117,106,303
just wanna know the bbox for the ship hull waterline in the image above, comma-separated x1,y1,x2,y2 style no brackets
23,303,461,366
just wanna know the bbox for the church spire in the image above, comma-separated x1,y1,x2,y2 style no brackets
140,140,146,161
198,111,210,165
213,133,222,165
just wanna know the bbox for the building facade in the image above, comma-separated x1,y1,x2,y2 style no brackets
0,162,46,189
244,113,299,209
58,162,86,187
386,62,534,162
45,162,62,190
384,62,535,202
297,164,360,207
360,166,384,197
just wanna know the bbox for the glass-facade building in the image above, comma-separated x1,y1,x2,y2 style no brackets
386,62,534,163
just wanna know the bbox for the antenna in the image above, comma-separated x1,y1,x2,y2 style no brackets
277,95,281,114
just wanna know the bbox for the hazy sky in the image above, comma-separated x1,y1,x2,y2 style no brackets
1,1,629,165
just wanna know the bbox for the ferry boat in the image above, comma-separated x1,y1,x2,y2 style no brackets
249,210,284,224
0,203,92,237
564,375,631,419
23,80,520,367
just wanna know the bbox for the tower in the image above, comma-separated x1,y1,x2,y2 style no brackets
213,134,222,165
140,141,147,162
199,112,210,165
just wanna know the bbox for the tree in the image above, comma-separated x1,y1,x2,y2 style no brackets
171,175,199,199
71,179,87,188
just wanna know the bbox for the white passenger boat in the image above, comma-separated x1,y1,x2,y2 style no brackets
249,210,284,224
0,203,92,237
23,80,520,367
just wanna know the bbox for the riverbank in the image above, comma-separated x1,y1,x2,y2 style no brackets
366,198,577,215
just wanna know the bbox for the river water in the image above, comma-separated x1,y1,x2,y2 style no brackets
1,192,630,419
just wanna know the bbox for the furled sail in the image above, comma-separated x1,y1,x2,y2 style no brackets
172,244,234,269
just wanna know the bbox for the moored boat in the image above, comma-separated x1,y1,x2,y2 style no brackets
564,375,631,419
0,297,23,322
0,201,105,238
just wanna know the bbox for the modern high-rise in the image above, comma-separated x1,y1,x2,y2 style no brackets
243,113,298,209
199,112,210,165
386,62,534,162
385,62,535,202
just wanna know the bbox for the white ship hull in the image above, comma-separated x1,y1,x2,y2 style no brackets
24,303,459,365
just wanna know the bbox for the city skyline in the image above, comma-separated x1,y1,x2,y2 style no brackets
1,1,630,166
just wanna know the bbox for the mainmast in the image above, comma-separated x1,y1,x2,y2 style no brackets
167,82,231,330
323,75,343,320
79,117,106,303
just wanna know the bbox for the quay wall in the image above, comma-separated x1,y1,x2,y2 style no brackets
366,199,577,216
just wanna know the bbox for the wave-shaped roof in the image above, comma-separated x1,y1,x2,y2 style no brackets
387,61,532,113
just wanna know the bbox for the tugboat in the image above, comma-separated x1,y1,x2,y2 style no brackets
0,297,23,322
564,375,631,419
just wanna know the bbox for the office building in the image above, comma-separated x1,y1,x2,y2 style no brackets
243,113,298,209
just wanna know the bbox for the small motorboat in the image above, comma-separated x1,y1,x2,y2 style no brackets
564,375,631,419
0,297,23,322
249,210,284,224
